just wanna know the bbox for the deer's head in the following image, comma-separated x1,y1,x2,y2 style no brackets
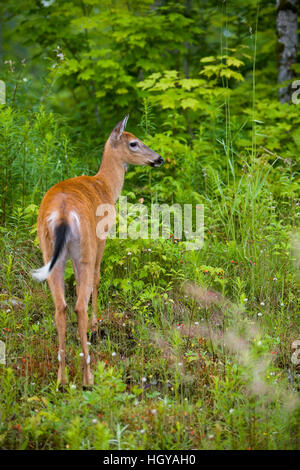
108,115,164,168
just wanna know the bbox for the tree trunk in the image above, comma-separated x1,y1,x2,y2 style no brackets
276,0,299,103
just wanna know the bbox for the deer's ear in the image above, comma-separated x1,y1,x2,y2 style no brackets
110,114,129,142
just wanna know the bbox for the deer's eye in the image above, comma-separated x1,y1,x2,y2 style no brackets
129,141,138,149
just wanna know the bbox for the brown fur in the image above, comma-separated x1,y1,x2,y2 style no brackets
35,117,163,386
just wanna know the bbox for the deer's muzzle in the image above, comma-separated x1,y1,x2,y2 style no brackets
150,156,164,167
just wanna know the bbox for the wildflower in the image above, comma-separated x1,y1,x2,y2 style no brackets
127,252,132,256
244,298,248,302
92,419,97,424
257,312,263,317
141,377,147,383
112,352,116,357
178,362,183,367
79,352,84,357
13,424,22,432
195,321,199,325
229,408,234,414
140,429,145,434
260,302,265,306
151,409,157,415
70,384,76,390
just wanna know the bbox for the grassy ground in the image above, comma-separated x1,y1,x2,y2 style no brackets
0,194,299,449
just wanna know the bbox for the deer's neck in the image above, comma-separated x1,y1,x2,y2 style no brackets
95,146,126,203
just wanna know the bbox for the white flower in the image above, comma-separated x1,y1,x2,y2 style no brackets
151,409,157,415
71,384,76,390
112,352,116,357
257,312,263,317
92,419,97,424
127,252,132,256
229,408,234,414
178,362,183,367
141,377,147,383
260,302,265,306
244,298,248,302
79,352,84,357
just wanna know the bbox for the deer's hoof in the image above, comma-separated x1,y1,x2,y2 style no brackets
83,371,94,388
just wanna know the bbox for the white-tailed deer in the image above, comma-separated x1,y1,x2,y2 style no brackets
32,115,163,387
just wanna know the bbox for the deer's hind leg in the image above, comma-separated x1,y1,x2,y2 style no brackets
47,259,67,386
75,258,95,387
90,240,106,334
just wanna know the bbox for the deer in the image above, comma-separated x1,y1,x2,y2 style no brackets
32,115,163,387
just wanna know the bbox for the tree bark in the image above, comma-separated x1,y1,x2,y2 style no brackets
276,0,299,103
